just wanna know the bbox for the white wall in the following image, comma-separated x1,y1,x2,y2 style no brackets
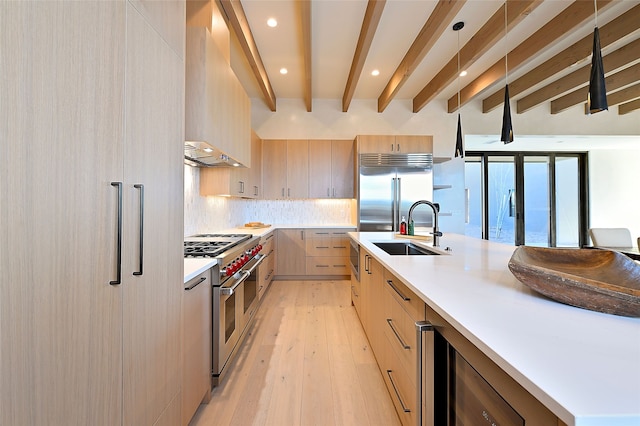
588,149,640,242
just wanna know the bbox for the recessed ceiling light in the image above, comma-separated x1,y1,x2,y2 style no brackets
371,69,380,76
459,70,468,77
280,68,288,75
267,18,277,27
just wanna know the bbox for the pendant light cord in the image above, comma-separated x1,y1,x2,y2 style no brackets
504,0,508,83
594,0,598,27
457,30,461,112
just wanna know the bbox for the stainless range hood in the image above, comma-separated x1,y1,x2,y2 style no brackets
184,141,244,168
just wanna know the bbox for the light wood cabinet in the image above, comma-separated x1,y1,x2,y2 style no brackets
182,269,212,425
258,231,276,299
262,139,309,199
276,229,307,275
304,229,352,275
380,269,426,426
249,130,263,198
356,247,386,362
186,25,251,167
308,140,355,198
0,2,184,424
200,130,262,198
357,135,433,154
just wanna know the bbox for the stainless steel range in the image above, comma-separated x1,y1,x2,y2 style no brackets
184,233,265,387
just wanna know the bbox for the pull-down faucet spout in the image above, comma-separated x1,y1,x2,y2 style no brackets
407,200,442,247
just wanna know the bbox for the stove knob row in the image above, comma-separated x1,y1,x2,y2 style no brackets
221,244,264,277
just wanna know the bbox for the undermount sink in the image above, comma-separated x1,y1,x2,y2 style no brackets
373,241,441,256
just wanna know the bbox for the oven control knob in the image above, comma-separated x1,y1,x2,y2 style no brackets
243,254,250,263
258,244,263,252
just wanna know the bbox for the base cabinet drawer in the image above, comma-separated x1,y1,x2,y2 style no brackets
380,341,417,426
306,256,349,275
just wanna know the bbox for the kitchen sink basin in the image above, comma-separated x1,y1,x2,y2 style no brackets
373,241,441,256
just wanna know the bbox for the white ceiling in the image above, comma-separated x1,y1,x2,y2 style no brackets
229,0,640,110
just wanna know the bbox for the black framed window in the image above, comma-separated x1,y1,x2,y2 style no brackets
464,152,588,247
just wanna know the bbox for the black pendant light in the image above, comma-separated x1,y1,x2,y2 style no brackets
453,21,465,158
501,1,514,144
587,0,608,114
501,84,513,143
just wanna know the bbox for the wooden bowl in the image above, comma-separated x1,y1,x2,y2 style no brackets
508,246,640,317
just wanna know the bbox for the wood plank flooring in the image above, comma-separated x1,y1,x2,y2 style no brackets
190,280,400,426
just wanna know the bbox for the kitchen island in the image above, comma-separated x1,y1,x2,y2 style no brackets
350,232,640,426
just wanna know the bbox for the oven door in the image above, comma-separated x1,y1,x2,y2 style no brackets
240,254,266,328
213,281,243,381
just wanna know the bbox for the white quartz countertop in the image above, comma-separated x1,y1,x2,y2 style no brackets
350,232,640,426
184,258,217,283
217,223,356,238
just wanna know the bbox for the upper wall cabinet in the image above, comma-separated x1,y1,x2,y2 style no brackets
308,140,355,199
263,139,309,199
200,130,262,198
185,27,251,167
357,135,433,154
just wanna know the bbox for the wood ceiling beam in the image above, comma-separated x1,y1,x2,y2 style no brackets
618,98,640,115
342,0,386,113
484,2,636,113
550,63,640,114
448,0,612,114
378,0,466,113
517,37,640,113
219,0,277,111
299,0,312,112
413,0,539,113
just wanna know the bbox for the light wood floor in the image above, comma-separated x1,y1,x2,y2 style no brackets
190,280,400,426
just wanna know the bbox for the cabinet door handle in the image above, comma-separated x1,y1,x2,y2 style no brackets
133,184,144,276
239,181,244,194
387,318,410,349
386,279,410,301
110,182,123,285
332,188,336,197
391,143,394,152
327,188,330,197
281,188,285,197
386,370,410,413
288,188,291,197
254,185,258,196
185,276,206,291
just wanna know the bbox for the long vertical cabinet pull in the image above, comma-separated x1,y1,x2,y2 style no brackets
416,321,434,426
110,182,123,285
133,184,144,276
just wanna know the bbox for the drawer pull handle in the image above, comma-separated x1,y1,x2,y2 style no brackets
386,370,410,413
185,276,207,291
386,279,410,301
333,264,346,268
387,318,410,349
317,246,330,249
316,265,329,268
333,246,347,249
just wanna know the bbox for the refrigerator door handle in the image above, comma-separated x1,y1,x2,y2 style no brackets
392,178,397,232
396,177,402,231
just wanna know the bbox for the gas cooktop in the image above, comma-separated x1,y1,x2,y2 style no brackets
184,233,253,258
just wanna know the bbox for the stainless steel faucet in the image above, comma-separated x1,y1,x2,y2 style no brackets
407,200,442,247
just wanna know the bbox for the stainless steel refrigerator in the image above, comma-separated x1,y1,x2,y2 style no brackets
358,153,434,232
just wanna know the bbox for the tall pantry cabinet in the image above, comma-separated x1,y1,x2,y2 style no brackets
0,2,185,425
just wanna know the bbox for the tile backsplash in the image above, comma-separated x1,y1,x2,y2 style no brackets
184,165,355,236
